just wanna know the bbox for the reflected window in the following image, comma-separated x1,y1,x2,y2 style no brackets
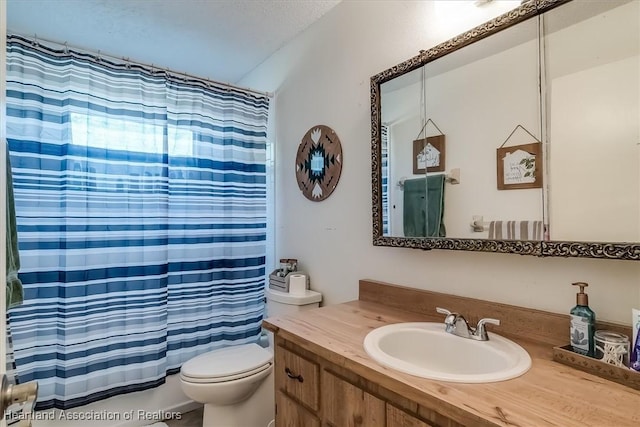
70,112,193,156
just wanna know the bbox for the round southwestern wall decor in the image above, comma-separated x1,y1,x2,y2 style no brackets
295,125,343,202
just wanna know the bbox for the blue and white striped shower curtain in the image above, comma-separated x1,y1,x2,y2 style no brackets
381,125,389,235
5,35,269,410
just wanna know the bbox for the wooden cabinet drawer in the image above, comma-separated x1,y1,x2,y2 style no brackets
276,391,320,427
275,344,320,411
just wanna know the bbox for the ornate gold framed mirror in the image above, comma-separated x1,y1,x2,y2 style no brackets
371,0,640,260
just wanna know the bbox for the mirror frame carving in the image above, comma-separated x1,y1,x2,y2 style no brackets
370,0,640,260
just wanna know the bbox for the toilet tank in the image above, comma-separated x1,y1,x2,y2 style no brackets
262,289,322,351
265,288,322,317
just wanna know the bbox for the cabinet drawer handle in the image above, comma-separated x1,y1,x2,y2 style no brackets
285,367,304,382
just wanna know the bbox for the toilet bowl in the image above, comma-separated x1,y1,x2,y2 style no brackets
179,343,274,427
179,288,322,427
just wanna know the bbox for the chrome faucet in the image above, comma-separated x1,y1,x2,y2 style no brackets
436,307,500,341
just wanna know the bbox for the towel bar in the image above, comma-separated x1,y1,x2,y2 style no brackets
398,168,460,189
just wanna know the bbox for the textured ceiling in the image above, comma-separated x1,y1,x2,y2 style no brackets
7,0,341,85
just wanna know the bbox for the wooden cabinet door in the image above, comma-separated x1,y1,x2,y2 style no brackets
416,404,466,427
387,404,434,427
387,403,466,427
276,391,320,427
322,371,385,427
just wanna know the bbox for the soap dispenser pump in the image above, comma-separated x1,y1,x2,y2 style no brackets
570,282,596,356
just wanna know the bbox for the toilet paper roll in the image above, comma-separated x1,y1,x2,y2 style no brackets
289,274,307,295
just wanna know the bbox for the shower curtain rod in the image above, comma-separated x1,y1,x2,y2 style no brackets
9,32,274,98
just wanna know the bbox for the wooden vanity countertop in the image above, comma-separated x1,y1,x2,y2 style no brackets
263,299,640,427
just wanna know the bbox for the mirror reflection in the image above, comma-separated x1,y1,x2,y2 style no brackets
381,17,542,239
376,0,640,254
544,0,640,243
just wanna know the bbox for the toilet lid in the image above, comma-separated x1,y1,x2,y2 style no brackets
181,343,273,381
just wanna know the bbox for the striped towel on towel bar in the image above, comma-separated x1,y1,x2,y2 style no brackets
487,220,544,240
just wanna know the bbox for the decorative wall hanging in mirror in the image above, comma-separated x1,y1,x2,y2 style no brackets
496,125,542,190
412,119,446,174
413,136,445,174
370,0,640,260
296,125,343,202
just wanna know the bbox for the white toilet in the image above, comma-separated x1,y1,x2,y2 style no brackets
179,287,322,427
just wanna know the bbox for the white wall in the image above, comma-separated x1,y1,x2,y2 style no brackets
240,0,640,325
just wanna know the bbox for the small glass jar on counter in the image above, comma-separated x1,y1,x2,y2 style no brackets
594,330,630,368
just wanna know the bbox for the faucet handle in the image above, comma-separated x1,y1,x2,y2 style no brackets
436,307,451,316
474,318,501,340
436,308,460,334
477,318,501,327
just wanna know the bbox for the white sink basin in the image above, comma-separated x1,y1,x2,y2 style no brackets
363,322,531,383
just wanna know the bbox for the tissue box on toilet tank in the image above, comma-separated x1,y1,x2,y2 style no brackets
268,271,309,292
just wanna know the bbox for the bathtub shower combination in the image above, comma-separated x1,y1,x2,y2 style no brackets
5,34,271,423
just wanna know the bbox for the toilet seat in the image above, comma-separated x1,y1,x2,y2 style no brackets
181,362,272,384
180,343,273,384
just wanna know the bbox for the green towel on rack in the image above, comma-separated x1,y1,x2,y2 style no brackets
6,148,23,308
403,175,446,238
403,178,427,237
